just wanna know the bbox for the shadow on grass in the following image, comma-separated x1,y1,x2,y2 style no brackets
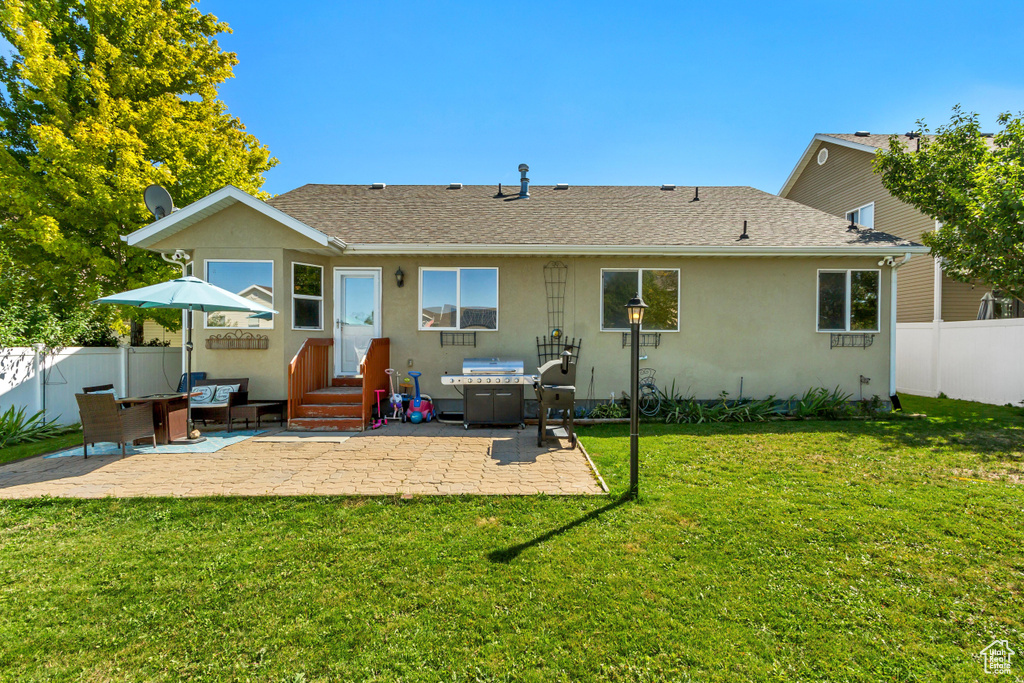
488,494,631,563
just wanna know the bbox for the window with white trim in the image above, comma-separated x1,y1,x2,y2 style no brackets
817,269,880,332
846,202,875,229
601,268,680,331
205,260,274,329
419,267,498,330
292,263,323,330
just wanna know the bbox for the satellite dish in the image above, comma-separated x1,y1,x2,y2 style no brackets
144,185,175,220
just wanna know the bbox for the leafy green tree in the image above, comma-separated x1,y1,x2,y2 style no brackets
873,105,1024,300
0,0,276,341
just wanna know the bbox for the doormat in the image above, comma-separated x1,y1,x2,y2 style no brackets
44,430,267,458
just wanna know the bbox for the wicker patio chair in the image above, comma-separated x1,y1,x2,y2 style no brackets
75,393,156,458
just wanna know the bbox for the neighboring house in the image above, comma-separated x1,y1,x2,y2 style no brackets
780,133,1024,404
779,132,1005,323
124,173,924,429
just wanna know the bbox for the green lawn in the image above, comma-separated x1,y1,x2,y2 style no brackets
0,396,1021,681
0,432,82,466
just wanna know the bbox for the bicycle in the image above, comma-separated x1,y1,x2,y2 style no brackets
638,368,662,417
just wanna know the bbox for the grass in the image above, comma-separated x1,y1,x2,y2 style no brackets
0,395,1021,681
0,431,81,465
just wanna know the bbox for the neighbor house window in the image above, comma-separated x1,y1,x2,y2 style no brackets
601,268,680,331
292,263,323,330
419,267,498,330
817,270,880,332
846,202,875,229
204,260,274,329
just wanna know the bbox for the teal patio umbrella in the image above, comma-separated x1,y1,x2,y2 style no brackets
94,276,278,442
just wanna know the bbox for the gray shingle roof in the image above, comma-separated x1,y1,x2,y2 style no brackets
821,132,998,151
267,184,920,249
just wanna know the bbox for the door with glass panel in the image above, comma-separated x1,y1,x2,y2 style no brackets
333,269,381,375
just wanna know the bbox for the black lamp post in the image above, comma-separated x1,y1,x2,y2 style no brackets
625,294,647,499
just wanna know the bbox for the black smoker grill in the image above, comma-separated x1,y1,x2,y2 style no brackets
534,350,577,448
440,358,536,428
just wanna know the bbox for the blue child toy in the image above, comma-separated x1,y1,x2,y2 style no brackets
405,371,435,423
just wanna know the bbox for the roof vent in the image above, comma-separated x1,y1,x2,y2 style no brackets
691,186,700,202
448,183,462,189
554,183,569,190
518,164,530,198
660,184,676,191
739,220,749,240
854,131,871,137
370,182,386,189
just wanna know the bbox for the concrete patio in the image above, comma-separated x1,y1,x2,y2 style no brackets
0,422,606,499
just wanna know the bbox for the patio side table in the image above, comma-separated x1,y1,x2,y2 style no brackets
229,401,287,431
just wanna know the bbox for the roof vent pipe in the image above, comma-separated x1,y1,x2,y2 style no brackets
518,164,530,198
739,220,749,240
692,186,700,202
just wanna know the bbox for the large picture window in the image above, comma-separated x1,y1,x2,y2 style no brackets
205,260,274,329
292,262,323,330
817,269,879,332
601,268,679,331
419,267,498,330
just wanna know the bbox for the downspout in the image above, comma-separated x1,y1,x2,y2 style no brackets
880,252,912,408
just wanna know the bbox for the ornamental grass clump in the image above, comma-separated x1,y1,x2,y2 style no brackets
0,406,71,449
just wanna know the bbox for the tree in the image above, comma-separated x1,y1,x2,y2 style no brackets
0,0,276,341
873,105,1024,300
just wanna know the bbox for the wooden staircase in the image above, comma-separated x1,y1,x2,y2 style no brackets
288,337,390,432
289,377,363,431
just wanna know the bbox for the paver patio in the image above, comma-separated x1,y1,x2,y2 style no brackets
0,422,606,498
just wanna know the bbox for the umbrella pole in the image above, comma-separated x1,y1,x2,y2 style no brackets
181,305,205,444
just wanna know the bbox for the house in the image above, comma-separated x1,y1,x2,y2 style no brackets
780,133,1024,404
124,169,925,430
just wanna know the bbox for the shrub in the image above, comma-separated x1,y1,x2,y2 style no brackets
789,386,853,419
0,406,72,448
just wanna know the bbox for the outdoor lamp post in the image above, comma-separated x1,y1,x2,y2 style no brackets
625,294,647,499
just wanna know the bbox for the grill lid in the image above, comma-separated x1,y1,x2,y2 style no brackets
462,358,524,375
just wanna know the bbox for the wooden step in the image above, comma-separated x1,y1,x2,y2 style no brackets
331,376,363,387
304,387,361,404
288,417,363,432
294,403,361,418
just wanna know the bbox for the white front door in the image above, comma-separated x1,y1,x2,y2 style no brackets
334,268,381,375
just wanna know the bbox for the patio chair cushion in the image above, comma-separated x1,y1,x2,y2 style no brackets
191,385,216,404
213,384,241,403
89,388,120,399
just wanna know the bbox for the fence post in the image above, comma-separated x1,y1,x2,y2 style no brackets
119,346,129,398
32,343,44,417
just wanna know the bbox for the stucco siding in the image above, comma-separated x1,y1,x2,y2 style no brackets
784,141,935,322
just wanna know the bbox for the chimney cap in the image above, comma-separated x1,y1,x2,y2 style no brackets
518,163,529,173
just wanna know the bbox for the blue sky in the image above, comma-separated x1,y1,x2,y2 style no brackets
9,1,1024,196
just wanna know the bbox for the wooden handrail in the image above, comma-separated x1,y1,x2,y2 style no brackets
288,337,333,426
359,337,390,428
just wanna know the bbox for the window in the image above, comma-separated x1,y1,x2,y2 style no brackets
204,260,274,329
292,263,323,330
601,268,680,331
817,270,880,332
419,267,498,330
846,202,875,229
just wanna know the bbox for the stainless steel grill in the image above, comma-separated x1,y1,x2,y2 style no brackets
441,358,531,427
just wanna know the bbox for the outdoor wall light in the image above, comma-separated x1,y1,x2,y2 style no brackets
395,267,405,288
625,294,647,499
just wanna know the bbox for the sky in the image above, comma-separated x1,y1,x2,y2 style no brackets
8,1,1024,196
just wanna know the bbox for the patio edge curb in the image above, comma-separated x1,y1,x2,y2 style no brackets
577,440,609,494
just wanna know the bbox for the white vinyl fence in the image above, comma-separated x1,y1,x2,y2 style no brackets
0,346,184,426
896,319,1024,406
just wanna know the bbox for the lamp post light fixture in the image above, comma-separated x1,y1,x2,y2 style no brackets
625,294,647,499
395,267,405,288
